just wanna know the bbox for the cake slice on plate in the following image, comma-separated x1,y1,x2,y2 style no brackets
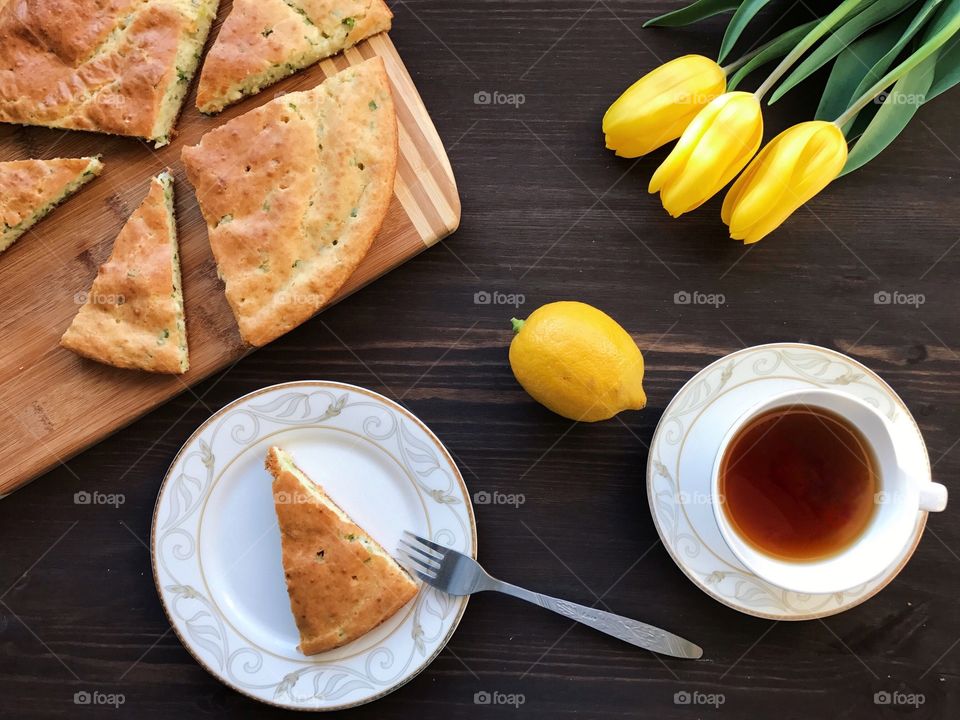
182,56,397,347
266,445,418,655
196,0,392,113
0,156,103,253
61,170,189,374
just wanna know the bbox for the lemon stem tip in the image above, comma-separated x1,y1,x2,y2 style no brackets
510,318,525,334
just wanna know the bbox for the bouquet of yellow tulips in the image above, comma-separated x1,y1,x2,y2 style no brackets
604,0,960,243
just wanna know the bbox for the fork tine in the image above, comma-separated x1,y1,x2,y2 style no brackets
396,547,438,581
397,539,441,569
411,568,438,583
402,530,448,558
401,531,445,560
395,544,435,571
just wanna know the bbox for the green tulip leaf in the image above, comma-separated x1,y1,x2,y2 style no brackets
770,0,921,104
845,96,882,141
840,54,937,176
816,12,914,122
643,0,742,28
831,0,944,128
920,0,960,39
925,33,960,101
920,0,960,101
834,0,960,135
727,20,820,90
718,0,775,62
755,0,888,100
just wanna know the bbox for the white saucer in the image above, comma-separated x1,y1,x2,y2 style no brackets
646,343,929,620
151,381,476,710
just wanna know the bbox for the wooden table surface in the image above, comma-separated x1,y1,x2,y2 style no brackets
2,1,958,718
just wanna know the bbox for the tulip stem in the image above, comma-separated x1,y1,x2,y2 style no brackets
725,19,822,91
721,52,756,75
833,10,960,128
754,0,873,101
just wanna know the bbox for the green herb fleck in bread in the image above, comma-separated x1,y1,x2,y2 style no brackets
0,156,102,253
0,0,220,146
181,57,397,347
196,0,391,113
266,445,418,654
61,171,189,374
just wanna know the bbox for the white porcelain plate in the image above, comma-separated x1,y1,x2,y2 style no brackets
647,343,929,620
151,381,476,710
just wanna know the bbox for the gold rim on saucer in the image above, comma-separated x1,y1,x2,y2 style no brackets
646,343,929,620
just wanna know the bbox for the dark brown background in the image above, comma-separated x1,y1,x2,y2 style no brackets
2,1,958,717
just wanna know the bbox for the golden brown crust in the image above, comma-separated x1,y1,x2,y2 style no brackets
196,0,392,113
182,56,397,347
0,0,219,142
0,155,102,252
266,446,418,655
20,0,140,66
60,171,189,374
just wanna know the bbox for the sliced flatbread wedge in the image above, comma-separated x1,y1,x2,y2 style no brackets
0,0,220,145
266,446,418,655
196,0,392,113
61,171,189,374
181,56,397,347
1,156,103,253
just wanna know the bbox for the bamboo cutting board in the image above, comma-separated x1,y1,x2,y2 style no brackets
0,28,460,496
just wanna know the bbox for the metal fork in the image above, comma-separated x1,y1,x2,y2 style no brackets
398,531,703,659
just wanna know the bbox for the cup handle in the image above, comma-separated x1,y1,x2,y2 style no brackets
918,482,948,512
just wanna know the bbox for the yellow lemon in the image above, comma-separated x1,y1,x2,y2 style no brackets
509,301,647,422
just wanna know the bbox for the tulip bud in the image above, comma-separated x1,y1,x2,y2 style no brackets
603,55,726,158
722,121,847,243
648,92,763,218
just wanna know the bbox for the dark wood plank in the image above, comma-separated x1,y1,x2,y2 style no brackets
1,1,958,718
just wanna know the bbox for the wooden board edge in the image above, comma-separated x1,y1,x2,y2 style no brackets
361,35,461,248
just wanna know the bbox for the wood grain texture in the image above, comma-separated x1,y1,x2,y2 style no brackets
0,1,959,718
0,19,460,496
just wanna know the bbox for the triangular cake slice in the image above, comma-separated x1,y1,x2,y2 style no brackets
182,56,397,347
196,0,392,113
266,446,418,655
60,171,189,374
1,156,103,253
0,0,220,145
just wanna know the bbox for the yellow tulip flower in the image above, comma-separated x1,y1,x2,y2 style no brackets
648,91,763,218
603,55,726,158
722,121,847,243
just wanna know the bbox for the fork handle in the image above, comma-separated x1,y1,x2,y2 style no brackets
485,579,702,659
